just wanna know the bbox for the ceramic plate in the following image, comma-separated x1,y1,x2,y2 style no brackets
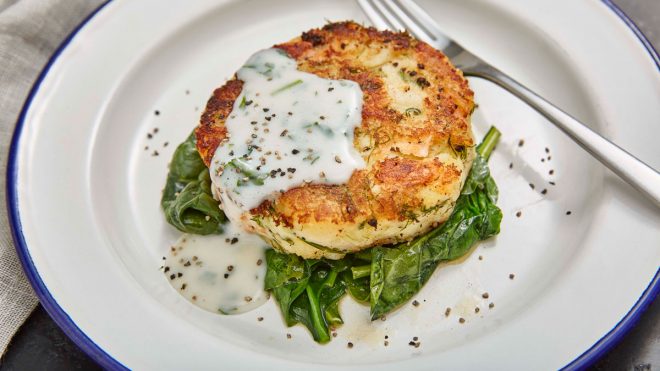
8,0,660,369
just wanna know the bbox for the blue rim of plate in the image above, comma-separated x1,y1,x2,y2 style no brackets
5,1,658,370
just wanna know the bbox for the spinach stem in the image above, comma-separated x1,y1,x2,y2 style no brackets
351,265,371,279
476,126,501,160
305,285,330,343
324,270,338,288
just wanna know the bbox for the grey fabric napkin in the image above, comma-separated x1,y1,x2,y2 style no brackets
0,0,102,355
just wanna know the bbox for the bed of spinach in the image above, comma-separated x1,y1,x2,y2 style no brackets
265,126,502,340
161,132,226,235
162,126,501,344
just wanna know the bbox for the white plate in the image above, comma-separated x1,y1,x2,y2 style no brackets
9,0,660,369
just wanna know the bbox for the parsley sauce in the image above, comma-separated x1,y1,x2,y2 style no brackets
209,48,365,222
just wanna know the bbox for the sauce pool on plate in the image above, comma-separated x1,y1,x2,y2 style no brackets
163,223,270,314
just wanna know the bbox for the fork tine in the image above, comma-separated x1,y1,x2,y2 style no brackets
380,0,435,43
356,0,392,31
393,0,451,45
359,0,458,56
371,0,407,31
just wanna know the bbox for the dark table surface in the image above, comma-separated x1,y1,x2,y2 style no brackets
1,1,659,370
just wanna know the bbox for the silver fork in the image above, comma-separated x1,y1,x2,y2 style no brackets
358,0,660,206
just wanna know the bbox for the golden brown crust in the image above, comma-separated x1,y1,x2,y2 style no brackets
196,79,242,165
196,21,475,258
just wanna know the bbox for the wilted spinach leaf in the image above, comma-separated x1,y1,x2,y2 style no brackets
161,132,226,234
344,272,370,304
265,250,368,343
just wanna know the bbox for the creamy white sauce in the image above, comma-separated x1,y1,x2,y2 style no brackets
162,223,270,314
209,48,365,217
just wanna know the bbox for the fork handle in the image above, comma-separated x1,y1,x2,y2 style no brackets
467,64,660,207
